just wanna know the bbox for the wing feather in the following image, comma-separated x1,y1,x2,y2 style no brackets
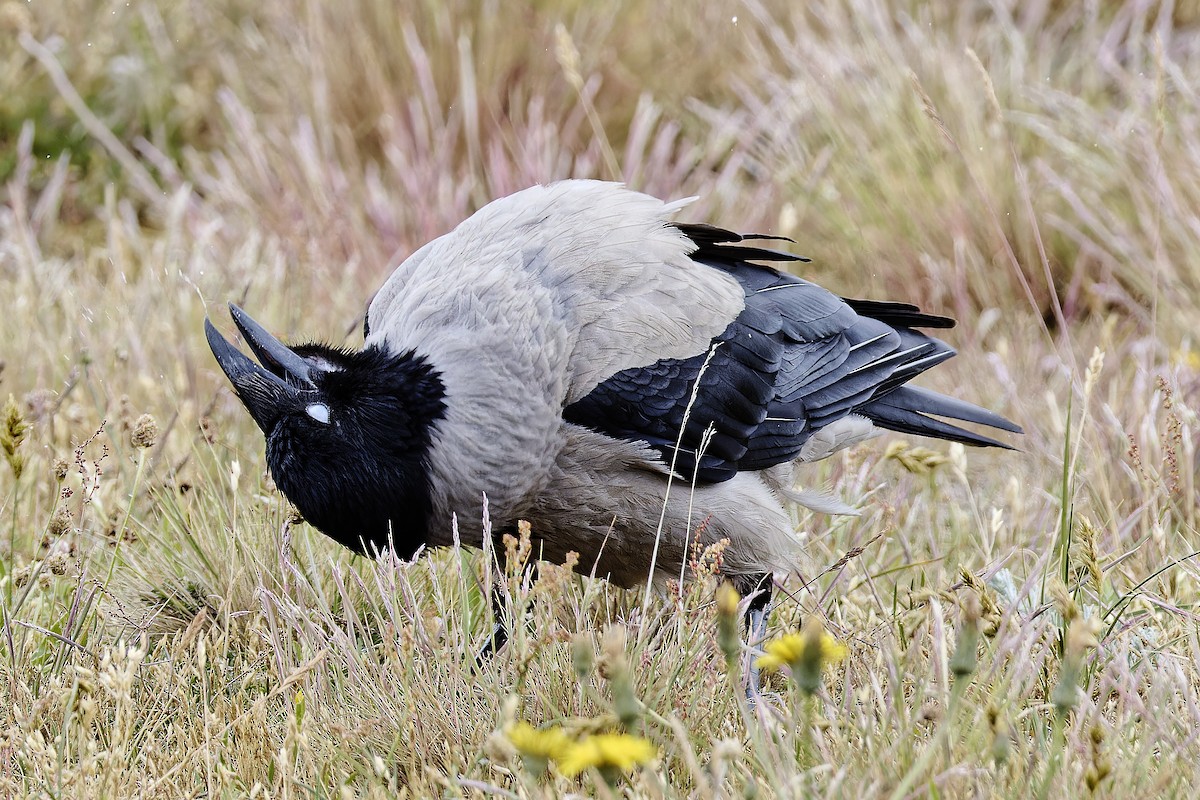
565,222,1019,481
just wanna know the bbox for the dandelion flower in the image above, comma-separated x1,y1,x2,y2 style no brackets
558,732,657,778
755,630,847,672
755,622,848,694
506,722,574,774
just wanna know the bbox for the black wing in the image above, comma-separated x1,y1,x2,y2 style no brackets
562,224,1020,483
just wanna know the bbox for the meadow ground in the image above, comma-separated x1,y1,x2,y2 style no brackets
1,1,1199,796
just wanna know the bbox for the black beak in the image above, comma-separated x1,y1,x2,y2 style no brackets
227,304,319,388
204,304,315,434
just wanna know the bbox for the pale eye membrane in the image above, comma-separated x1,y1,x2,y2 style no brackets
305,403,331,424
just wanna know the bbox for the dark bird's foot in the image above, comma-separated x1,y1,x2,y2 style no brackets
474,620,509,668
472,563,539,669
738,572,774,700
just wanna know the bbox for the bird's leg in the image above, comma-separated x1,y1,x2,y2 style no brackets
473,561,539,668
740,572,774,699
474,580,511,667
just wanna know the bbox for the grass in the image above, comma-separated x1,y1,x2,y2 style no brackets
2,0,1199,795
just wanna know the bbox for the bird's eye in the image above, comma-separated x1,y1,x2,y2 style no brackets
305,403,331,424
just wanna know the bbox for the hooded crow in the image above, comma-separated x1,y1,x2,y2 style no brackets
206,180,1020,655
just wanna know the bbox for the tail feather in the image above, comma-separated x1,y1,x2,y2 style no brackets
842,297,956,330
860,385,1021,449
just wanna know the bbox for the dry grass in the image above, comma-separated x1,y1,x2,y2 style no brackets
2,0,1199,796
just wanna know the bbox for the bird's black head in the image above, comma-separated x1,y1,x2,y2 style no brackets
205,304,446,558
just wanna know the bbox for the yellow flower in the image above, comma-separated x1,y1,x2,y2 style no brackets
1173,347,1200,371
557,733,657,778
755,623,848,693
755,631,847,671
506,722,574,772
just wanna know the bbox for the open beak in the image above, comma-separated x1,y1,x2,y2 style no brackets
204,304,315,433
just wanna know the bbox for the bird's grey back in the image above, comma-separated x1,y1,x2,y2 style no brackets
365,181,746,539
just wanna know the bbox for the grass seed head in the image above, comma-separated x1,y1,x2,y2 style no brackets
130,413,158,449
45,550,69,576
0,3,32,36
1,393,28,479
885,440,948,476
1086,722,1112,792
47,506,73,539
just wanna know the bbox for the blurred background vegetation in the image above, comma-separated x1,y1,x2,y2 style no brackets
1,0,1199,796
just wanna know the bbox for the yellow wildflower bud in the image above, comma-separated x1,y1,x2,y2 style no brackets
600,626,640,729
716,582,741,662
570,633,594,680
949,595,981,682
1052,616,1101,715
